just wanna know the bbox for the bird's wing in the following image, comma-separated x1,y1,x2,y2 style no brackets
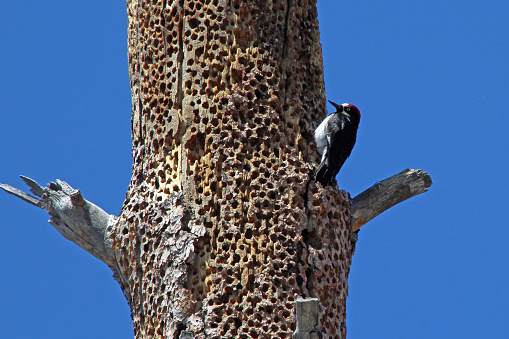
327,114,357,178
326,115,345,169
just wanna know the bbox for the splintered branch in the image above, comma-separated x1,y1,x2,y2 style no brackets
0,176,117,266
351,169,432,231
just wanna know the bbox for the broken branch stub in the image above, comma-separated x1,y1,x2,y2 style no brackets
293,298,324,339
351,168,432,231
0,176,116,266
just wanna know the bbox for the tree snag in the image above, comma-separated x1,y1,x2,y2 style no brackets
1,0,432,338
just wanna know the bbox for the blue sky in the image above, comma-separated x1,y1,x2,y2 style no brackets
0,1,507,338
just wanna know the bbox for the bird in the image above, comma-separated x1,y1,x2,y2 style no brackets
314,100,361,187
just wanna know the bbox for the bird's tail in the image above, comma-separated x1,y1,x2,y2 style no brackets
315,161,334,187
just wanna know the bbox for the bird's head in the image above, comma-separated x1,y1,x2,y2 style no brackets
328,100,361,121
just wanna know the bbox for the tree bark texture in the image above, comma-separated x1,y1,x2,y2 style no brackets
110,0,356,338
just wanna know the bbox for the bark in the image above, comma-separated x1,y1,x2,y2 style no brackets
113,0,355,337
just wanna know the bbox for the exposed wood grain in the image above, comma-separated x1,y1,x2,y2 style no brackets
0,176,116,266
0,182,39,206
351,169,432,231
293,298,324,339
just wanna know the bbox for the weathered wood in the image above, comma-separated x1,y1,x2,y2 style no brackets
0,178,39,206
351,169,432,231
293,298,323,339
113,0,358,337
0,176,116,266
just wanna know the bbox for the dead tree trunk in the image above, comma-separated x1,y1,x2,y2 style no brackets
114,0,355,337
1,0,432,338
116,0,348,336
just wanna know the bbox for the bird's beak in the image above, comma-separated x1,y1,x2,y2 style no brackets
328,100,350,117
328,100,343,112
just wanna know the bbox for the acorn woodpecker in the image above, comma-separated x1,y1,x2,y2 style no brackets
314,101,361,187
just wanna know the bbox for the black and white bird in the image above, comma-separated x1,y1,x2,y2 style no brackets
314,101,361,187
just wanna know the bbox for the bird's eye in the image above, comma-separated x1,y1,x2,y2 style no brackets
345,107,351,112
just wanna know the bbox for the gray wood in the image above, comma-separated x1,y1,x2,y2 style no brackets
0,176,116,266
351,169,432,231
0,182,39,206
293,298,324,339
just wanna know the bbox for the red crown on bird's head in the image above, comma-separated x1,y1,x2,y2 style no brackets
344,103,361,119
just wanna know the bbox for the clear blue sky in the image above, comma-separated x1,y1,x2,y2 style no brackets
0,1,507,338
